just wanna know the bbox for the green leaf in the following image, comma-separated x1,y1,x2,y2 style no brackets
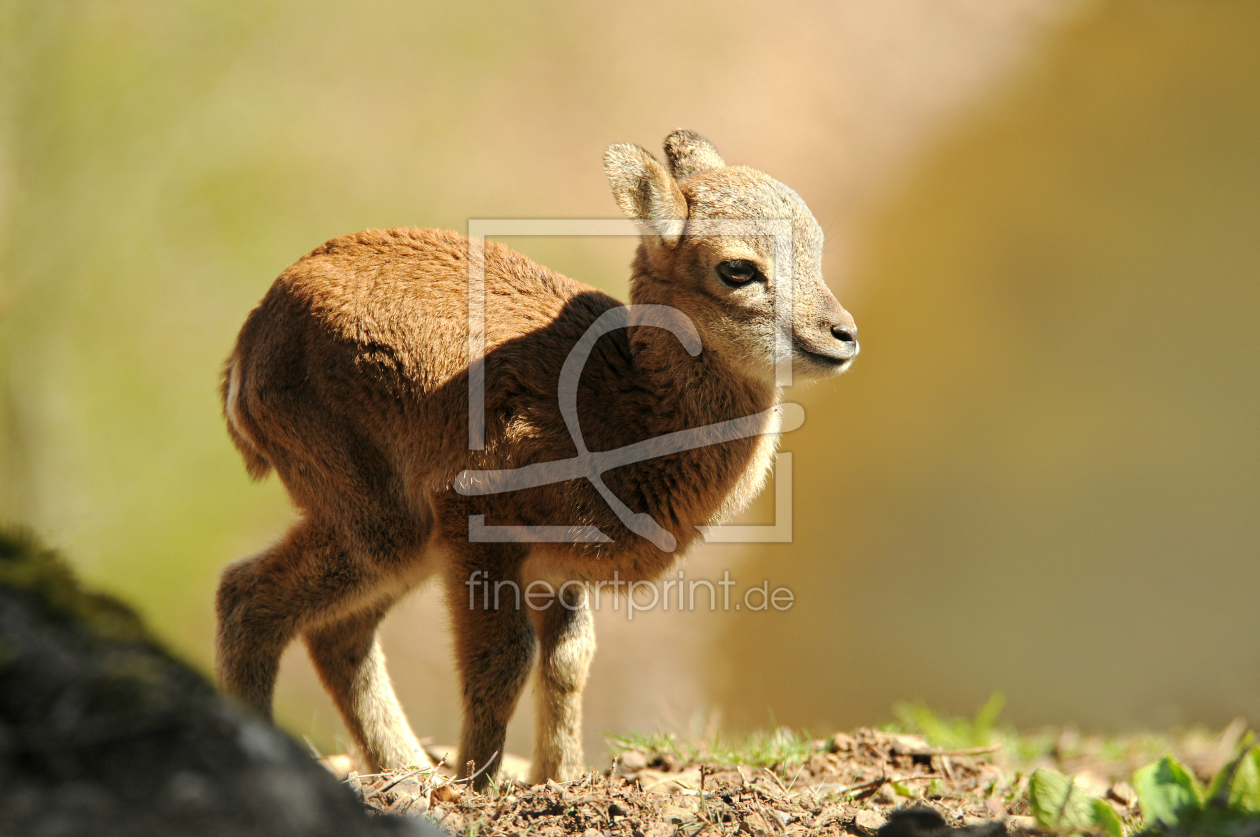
1205,739,1260,815
1090,799,1124,837
1247,748,1260,814
974,692,1005,740
1029,769,1097,831
1134,755,1204,827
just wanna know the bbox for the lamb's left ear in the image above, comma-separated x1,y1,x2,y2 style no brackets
663,129,725,181
604,143,688,246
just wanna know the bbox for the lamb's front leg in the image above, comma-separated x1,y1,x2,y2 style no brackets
530,582,595,783
447,558,537,789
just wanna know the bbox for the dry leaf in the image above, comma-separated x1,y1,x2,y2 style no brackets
432,783,462,804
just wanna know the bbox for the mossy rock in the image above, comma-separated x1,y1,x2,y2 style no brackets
0,528,432,837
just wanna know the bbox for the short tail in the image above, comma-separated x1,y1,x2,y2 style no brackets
221,354,273,481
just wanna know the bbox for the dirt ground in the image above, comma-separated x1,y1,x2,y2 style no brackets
325,725,1246,836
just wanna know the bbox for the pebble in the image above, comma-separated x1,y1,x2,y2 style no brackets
854,809,886,834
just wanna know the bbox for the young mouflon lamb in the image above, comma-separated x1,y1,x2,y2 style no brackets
216,130,858,788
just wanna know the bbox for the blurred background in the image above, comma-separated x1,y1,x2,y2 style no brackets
2,0,1258,763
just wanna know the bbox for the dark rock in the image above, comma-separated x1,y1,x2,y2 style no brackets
0,529,436,837
876,807,1005,837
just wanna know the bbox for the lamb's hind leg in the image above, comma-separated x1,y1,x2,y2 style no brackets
304,600,429,772
215,521,379,720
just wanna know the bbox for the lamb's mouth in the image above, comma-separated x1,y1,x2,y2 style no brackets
794,341,858,370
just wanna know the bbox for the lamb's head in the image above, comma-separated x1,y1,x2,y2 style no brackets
604,129,858,384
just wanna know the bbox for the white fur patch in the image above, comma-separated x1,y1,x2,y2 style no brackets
713,405,782,524
226,356,245,436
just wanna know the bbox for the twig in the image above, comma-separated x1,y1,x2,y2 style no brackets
786,761,808,793
834,777,885,797
927,745,1001,757
698,765,712,821
453,751,501,785
746,784,787,806
819,773,942,798
762,767,790,795
378,764,434,795
303,735,323,760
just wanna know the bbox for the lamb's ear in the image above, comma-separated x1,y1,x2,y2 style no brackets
663,129,725,180
604,143,688,246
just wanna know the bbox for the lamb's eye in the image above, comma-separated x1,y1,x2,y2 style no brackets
716,259,761,287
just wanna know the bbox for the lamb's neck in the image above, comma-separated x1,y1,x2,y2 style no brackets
605,324,780,552
627,326,778,435
622,256,778,433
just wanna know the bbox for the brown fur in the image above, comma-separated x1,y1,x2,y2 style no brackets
215,130,857,788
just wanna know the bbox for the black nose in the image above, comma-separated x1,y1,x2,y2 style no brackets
831,325,856,343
